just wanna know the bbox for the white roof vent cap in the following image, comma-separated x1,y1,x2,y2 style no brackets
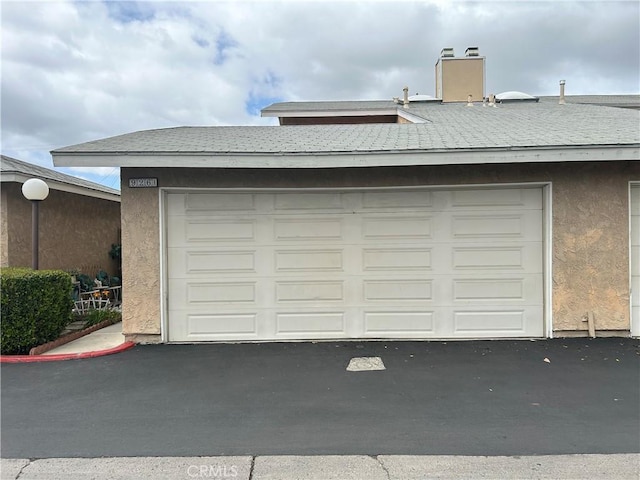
495,91,540,103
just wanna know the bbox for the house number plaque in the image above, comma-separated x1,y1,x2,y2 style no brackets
129,178,158,188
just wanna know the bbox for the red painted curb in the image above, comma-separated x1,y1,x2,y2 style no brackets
0,341,135,363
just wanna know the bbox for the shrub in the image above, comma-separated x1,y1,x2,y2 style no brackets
1,268,74,355
83,308,121,328
76,273,95,292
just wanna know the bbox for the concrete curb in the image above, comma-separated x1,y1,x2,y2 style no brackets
0,341,135,363
2,454,639,480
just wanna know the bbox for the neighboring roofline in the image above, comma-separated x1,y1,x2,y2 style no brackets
1,155,120,202
261,108,398,118
262,106,430,124
52,145,640,170
1,171,121,202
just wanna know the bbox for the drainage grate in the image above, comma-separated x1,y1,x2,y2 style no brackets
346,356,386,372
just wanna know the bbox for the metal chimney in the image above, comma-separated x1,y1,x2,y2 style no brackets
559,80,566,105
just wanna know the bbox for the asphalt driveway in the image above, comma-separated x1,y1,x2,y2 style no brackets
1,338,639,458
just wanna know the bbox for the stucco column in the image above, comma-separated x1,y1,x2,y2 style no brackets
121,181,162,342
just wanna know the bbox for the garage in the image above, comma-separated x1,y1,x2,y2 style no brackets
165,187,544,342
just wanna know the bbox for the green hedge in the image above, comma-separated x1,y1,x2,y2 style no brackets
1,268,74,355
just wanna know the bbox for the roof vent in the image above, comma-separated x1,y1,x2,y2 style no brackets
465,46,479,57
441,47,455,58
495,91,540,103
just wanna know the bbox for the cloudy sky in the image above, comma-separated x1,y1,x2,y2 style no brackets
2,0,639,189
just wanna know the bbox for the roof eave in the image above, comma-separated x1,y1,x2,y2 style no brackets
1,172,121,201
51,145,640,169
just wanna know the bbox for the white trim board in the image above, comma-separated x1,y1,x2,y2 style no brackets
629,182,640,337
53,146,639,169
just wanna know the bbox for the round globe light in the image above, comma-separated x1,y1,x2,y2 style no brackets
22,178,49,201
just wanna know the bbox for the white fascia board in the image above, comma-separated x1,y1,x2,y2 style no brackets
52,146,639,169
261,108,398,118
1,172,120,201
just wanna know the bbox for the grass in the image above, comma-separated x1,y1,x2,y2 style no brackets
73,308,122,329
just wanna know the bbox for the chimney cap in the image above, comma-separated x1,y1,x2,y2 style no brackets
440,47,455,57
465,46,479,57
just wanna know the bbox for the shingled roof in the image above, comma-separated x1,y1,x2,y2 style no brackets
52,100,639,169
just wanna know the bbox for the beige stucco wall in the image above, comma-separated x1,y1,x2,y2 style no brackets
121,161,640,341
436,57,484,102
3,183,121,276
120,186,161,339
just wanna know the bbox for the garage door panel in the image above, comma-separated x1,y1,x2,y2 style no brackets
275,312,346,336
631,186,640,215
275,249,344,272
276,281,345,302
181,250,257,274
632,218,639,246
362,190,433,209
452,246,523,270
186,313,259,338
186,193,256,212
450,187,541,209
363,248,432,271
362,216,432,240
453,311,526,334
451,210,542,240
168,192,258,215
274,192,345,211
363,279,433,301
185,219,257,243
166,187,544,341
187,282,257,305
364,312,435,336
453,278,525,301
631,245,640,266
274,218,344,241
452,214,522,238
169,280,259,309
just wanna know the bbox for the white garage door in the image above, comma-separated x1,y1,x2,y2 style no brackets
631,185,640,337
166,188,544,342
